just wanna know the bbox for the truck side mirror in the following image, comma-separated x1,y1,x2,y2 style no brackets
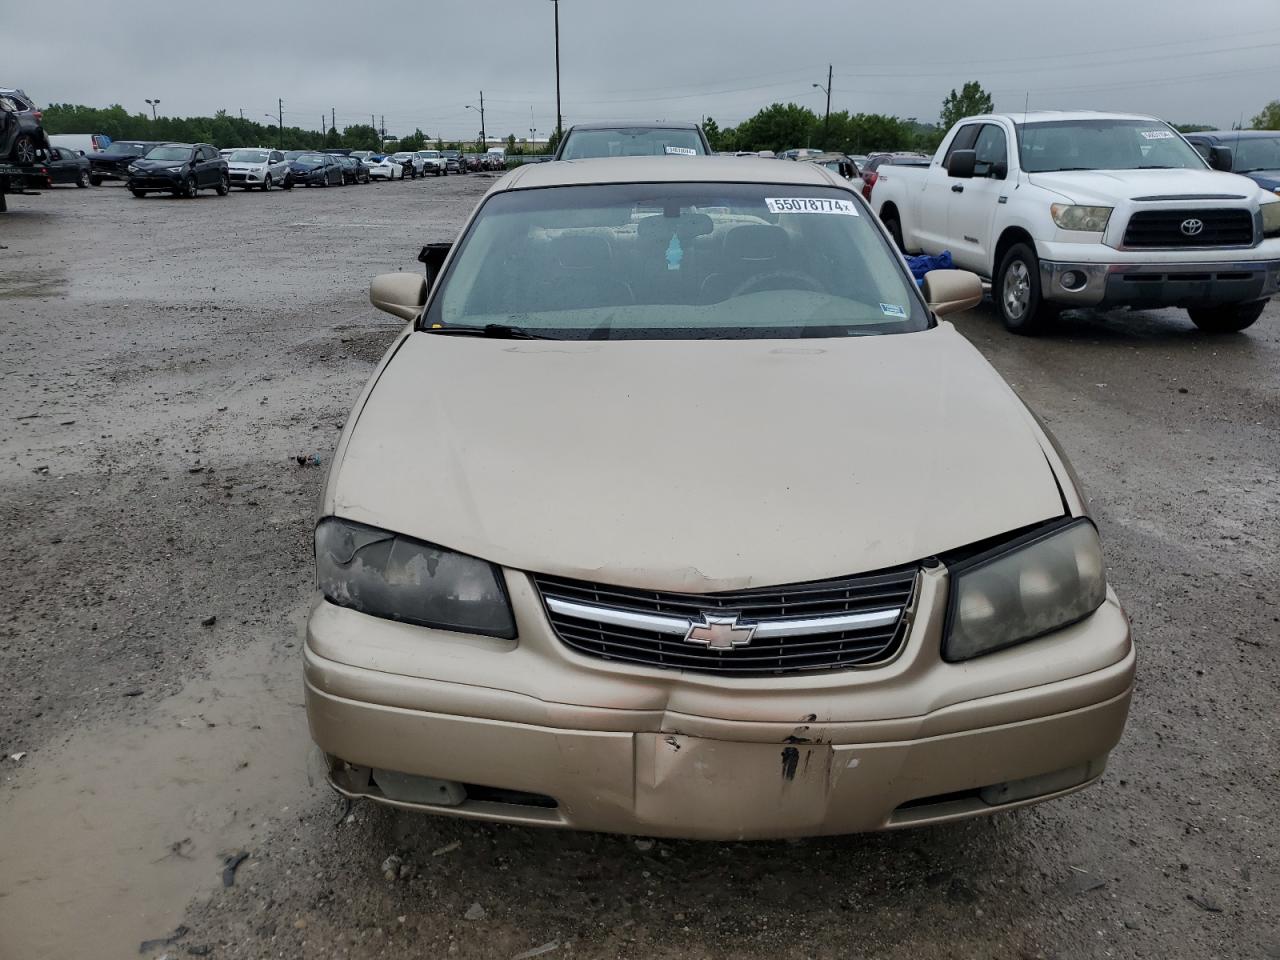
989,160,1008,180
946,150,976,179
417,242,453,288
1208,146,1233,172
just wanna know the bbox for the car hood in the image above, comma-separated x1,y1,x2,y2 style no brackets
326,325,1065,591
228,162,267,170
1242,170,1280,191
1027,167,1263,204
131,159,186,171
290,162,322,171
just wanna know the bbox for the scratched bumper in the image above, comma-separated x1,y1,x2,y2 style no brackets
304,567,1134,839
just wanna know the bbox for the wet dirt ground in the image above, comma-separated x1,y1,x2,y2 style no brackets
0,176,1276,960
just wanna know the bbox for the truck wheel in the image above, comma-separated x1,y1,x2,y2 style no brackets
996,243,1057,335
1187,300,1267,334
881,213,905,253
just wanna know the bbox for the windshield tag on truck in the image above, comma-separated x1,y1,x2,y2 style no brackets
665,146,697,156
880,303,908,318
766,198,859,216
1140,130,1174,140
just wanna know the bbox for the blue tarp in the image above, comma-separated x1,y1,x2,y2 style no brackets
905,251,953,285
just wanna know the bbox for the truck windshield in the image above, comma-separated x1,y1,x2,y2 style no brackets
426,182,927,340
561,128,706,159
1017,119,1206,173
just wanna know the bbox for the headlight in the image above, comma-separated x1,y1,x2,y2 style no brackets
944,519,1106,662
1262,198,1280,238
127,164,139,174
315,517,515,638
1050,203,1113,232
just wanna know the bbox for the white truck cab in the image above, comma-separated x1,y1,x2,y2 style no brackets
873,111,1280,333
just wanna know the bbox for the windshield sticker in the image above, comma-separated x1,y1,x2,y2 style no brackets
666,235,683,271
1140,130,1175,140
766,197,859,216
879,303,908,318
665,146,697,156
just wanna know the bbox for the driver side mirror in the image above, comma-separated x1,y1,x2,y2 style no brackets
370,273,428,321
946,149,976,179
1208,145,1233,172
923,269,983,317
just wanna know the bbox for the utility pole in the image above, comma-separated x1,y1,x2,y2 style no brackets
813,65,833,149
479,90,486,148
381,115,385,141
278,98,283,149
239,107,244,121
551,0,562,140
331,107,336,133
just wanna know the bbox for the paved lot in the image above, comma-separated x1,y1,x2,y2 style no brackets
0,177,1276,960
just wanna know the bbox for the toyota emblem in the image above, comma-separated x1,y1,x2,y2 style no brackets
1180,218,1205,237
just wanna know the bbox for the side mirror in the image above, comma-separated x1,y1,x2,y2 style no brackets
1208,145,1233,172
923,269,983,317
839,160,855,180
370,273,428,321
417,242,453,287
946,149,976,179
989,160,1008,180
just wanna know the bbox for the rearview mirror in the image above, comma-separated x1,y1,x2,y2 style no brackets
1208,145,1233,172
923,269,983,317
946,149,976,179
370,273,428,321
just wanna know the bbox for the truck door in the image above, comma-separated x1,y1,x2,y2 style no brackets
916,123,980,254
946,122,1009,274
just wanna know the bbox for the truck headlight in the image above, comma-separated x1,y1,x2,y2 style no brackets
944,519,1106,662
1262,198,1280,238
1050,204,1113,232
315,518,515,638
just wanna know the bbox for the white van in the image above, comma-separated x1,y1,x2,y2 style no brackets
48,133,112,154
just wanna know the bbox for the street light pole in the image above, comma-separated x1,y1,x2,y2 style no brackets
551,0,562,140
812,65,832,149
145,99,160,122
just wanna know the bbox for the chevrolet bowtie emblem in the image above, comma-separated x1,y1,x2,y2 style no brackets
684,614,756,649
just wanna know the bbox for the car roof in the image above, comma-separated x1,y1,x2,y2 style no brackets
497,156,841,192
565,120,702,131
979,110,1164,125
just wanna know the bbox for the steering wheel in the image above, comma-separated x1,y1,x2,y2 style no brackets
730,271,825,299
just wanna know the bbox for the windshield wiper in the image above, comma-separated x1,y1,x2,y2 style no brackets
1136,165,1179,169
427,323,557,340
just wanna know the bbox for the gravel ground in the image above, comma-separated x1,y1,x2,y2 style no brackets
0,176,1276,960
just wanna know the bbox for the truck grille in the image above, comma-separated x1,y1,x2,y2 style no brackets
1123,209,1254,248
533,565,918,676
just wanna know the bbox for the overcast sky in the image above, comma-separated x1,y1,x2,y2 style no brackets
5,0,1279,139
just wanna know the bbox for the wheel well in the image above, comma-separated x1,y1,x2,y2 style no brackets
993,227,1035,278
878,201,900,224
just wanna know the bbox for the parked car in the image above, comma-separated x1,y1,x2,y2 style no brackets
486,147,506,170
0,87,49,165
442,149,466,174
1182,130,1280,194
803,152,860,180
871,111,1280,334
464,153,483,172
391,151,424,178
47,133,112,154
34,146,93,187
351,150,375,162
289,152,345,187
309,156,1133,840
127,142,230,198
416,150,446,176
338,155,371,184
859,153,930,201
88,140,163,184
367,155,404,181
553,121,712,160
226,148,293,191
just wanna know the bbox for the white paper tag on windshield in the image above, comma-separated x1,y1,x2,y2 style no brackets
880,303,908,318
766,197,859,216
1140,130,1174,140
665,146,697,156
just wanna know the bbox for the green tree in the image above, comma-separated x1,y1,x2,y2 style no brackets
940,81,994,129
506,133,516,153
730,103,819,153
400,128,427,151
702,117,722,151
1250,100,1280,129
342,124,380,151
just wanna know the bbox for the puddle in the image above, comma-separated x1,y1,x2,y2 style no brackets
0,631,311,960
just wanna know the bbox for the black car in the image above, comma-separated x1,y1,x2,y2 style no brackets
337,155,370,184
442,149,466,174
36,146,92,187
0,88,49,165
127,142,230,198
89,140,163,184
289,152,344,187
1183,130,1280,193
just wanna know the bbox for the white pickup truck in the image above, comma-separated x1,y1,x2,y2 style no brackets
871,110,1280,334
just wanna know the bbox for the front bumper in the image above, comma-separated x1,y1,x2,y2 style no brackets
89,165,130,181
304,566,1135,839
1041,257,1280,308
127,173,184,190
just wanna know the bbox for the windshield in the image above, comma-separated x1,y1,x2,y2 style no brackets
105,142,151,156
1018,119,1206,173
144,146,191,162
421,151,441,158
284,151,305,160
1225,136,1280,173
295,154,327,166
426,182,926,340
561,127,706,159
229,150,269,163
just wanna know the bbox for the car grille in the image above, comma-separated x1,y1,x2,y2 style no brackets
533,565,918,676
1123,208,1254,248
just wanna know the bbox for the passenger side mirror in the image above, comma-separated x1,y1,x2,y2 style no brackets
946,150,976,179
370,273,428,321
923,269,983,317
1208,146,1233,172
417,242,453,287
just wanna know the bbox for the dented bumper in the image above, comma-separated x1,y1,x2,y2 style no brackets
303,566,1135,839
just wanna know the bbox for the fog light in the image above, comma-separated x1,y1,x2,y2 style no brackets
1060,270,1087,292
372,769,466,806
979,756,1107,805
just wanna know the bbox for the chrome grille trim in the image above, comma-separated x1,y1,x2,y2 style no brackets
544,596,902,638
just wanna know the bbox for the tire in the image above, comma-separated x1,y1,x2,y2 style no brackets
76,170,91,188
1187,300,1267,334
13,134,36,165
185,175,198,198
995,243,1057,335
262,174,273,192
89,175,103,186
215,174,230,196
881,213,905,253
131,189,146,198
283,175,293,191
320,176,329,188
